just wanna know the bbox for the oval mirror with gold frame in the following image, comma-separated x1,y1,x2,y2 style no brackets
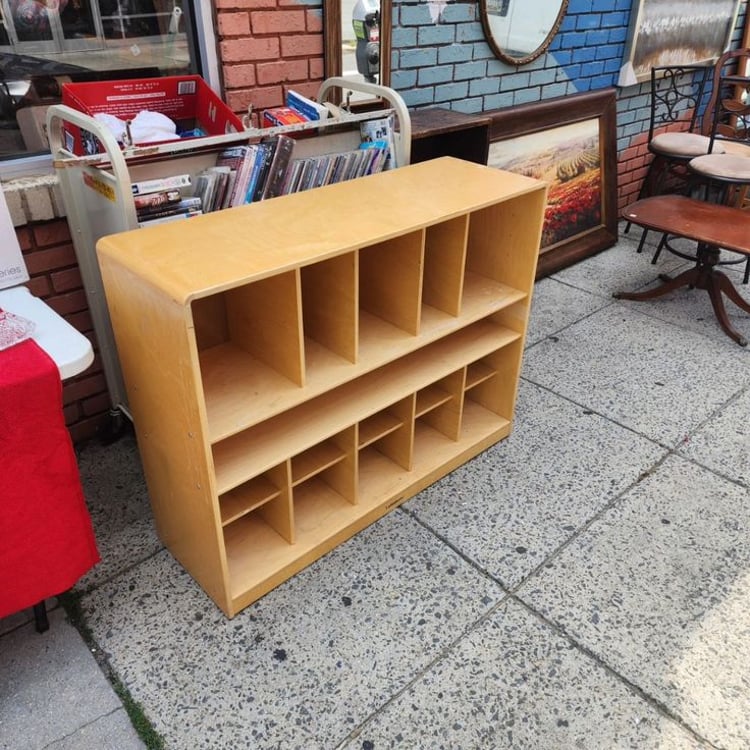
480,0,568,66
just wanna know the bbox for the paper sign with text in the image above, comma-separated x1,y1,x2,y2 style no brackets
0,189,29,291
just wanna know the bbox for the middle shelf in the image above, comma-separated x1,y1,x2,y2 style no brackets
211,319,522,495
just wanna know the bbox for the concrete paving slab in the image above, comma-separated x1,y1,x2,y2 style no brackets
338,599,709,750
0,598,56,638
79,511,502,750
518,455,750,750
46,709,145,750
74,433,161,593
525,276,611,347
677,385,750,487
557,228,750,345
405,379,666,589
551,231,689,299
522,303,748,448
612,263,750,346
0,608,143,750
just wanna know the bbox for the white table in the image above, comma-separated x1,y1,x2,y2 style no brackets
0,286,93,377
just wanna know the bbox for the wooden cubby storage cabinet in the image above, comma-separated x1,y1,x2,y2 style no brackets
97,157,547,617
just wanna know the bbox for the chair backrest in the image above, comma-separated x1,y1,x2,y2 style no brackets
702,48,750,150
648,65,713,142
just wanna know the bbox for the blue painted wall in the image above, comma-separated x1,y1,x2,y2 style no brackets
389,0,747,203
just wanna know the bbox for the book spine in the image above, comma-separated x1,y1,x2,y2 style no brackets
251,140,277,203
261,135,295,200
138,210,203,228
137,197,202,220
131,174,192,196
133,189,182,211
243,144,268,204
229,146,255,207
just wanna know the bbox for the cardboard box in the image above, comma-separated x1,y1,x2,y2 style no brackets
61,75,244,155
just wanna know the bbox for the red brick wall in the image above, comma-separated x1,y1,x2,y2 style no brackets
216,0,325,125
617,133,650,211
19,219,110,444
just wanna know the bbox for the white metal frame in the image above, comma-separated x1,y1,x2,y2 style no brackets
46,79,411,425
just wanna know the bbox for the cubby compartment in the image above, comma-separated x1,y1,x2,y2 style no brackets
464,340,524,421
422,217,468,321
220,462,293,541
194,271,305,441
358,396,415,502
358,232,424,357
292,427,358,540
291,426,356,500
415,370,464,442
465,358,497,393
300,254,358,375
466,192,546,294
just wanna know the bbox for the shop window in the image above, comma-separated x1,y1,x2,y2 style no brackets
0,1,211,163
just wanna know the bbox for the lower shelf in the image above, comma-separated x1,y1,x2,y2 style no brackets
223,401,510,614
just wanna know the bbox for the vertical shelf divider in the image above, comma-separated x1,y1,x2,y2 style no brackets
256,461,295,544
423,216,468,317
324,425,359,505
416,370,465,441
374,395,416,471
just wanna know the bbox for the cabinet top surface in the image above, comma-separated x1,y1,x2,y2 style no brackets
96,157,546,302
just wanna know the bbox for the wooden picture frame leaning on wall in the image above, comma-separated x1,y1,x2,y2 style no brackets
486,88,618,279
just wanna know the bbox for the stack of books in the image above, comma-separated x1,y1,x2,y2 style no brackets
130,107,397,226
131,174,201,228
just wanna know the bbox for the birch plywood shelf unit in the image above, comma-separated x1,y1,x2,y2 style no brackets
96,157,547,617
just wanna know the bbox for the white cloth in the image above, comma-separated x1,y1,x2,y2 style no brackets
93,109,177,145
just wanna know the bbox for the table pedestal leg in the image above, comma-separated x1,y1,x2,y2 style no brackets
614,244,749,346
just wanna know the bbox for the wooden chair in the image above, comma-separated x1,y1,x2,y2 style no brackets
643,64,717,196
628,64,717,260
689,48,750,283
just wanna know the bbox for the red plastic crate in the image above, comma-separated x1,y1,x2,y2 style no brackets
61,75,244,155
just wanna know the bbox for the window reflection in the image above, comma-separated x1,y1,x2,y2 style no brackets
0,0,197,158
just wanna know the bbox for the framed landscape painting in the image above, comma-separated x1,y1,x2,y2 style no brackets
486,89,618,278
623,0,741,82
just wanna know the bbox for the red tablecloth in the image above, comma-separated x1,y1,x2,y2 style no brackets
0,339,99,619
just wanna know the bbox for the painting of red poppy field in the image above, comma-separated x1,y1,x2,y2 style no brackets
488,118,601,250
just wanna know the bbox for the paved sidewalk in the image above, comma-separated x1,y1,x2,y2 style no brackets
2,228,749,749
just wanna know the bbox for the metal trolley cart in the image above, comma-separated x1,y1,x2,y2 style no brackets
47,77,411,435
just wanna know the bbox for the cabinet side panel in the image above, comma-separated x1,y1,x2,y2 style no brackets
98,256,231,614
